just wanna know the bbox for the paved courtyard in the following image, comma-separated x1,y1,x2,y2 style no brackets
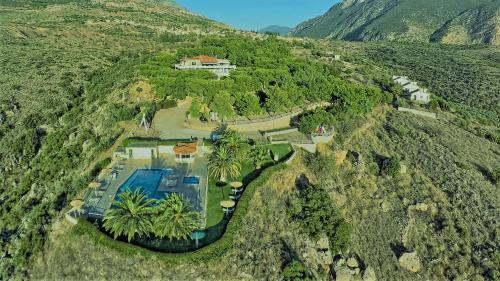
152,103,211,139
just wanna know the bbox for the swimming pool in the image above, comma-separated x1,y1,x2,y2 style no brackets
115,169,173,201
183,176,200,185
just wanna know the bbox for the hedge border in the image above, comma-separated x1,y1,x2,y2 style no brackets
72,163,288,264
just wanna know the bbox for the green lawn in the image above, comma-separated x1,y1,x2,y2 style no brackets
266,143,294,162
205,161,255,227
204,143,293,228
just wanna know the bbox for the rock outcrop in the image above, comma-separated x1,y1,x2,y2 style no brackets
399,252,422,272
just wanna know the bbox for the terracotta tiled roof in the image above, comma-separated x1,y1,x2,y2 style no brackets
173,142,197,154
189,55,219,64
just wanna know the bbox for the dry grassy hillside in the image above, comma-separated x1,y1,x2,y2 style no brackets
31,107,500,280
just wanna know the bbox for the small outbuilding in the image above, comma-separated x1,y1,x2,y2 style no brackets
409,90,430,103
173,142,198,163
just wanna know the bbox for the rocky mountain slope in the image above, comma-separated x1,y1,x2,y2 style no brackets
292,0,500,45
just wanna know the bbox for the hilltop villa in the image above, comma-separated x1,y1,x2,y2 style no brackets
393,76,430,104
175,55,236,77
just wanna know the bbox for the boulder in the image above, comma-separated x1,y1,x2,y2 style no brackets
332,192,347,207
335,150,348,165
399,252,421,272
363,266,376,281
333,257,346,272
414,203,428,212
319,250,334,265
381,201,391,212
346,257,359,268
335,268,355,281
400,164,407,174
317,236,330,249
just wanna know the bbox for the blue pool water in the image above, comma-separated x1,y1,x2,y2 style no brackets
183,176,200,185
115,169,173,201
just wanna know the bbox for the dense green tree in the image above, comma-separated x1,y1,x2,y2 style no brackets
282,261,312,281
103,189,156,242
289,184,351,253
210,92,235,121
208,146,241,182
297,109,335,134
382,156,401,177
187,97,202,119
233,92,262,117
264,87,292,113
153,193,200,240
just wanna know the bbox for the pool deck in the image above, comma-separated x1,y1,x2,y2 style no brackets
85,153,209,227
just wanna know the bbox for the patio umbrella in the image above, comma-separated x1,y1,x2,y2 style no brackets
220,200,236,216
101,168,113,174
190,230,206,249
230,182,243,193
70,200,84,215
88,181,101,196
220,200,236,208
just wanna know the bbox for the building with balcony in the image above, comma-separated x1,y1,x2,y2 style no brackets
175,55,236,77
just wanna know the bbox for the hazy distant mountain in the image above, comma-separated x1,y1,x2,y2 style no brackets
292,0,500,45
258,25,292,36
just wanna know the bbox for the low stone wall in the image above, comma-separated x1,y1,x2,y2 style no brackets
312,133,334,144
293,143,317,153
284,149,298,165
270,140,290,145
263,127,299,138
398,107,437,118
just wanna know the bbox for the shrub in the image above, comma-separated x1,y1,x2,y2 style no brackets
90,157,112,178
492,167,500,184
304,152,336,178
297,109,335,134
367,162,380,175
289,184,351,253
283,261,313,281
382,156,401,177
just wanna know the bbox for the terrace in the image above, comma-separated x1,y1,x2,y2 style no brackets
84,144,209,226
81,135,294,252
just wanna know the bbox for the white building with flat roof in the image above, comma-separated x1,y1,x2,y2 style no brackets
393,75,431,104
409,90,430,103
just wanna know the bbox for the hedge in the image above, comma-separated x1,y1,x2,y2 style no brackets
72,163,288,264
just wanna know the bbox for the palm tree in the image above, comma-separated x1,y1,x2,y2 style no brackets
218,129,241,152
208,146,241,182
103,189,156,242
153,193,200,240
250,146,269,169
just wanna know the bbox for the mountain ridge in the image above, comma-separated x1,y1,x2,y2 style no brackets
292,0,500,45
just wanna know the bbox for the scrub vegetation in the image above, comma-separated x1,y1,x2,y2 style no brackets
0,0,498,280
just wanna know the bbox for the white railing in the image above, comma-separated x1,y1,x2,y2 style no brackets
174,64,236,70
